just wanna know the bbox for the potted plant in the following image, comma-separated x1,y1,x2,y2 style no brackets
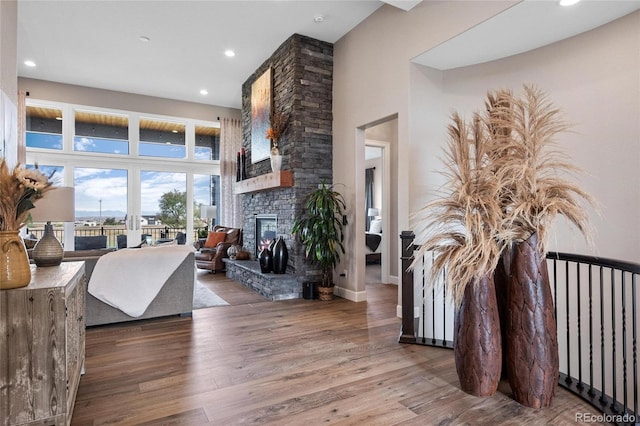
292,183,347,300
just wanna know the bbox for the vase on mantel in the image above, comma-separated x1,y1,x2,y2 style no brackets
270,146,282,173
0,231,32,289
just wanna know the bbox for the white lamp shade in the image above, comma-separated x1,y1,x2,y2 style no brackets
200,205,217,219
367,208,379,217
30,187,75,222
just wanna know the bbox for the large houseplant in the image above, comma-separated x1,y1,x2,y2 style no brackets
292,183,347,300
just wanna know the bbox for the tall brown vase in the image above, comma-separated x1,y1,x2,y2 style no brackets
0,231,32,289
454,274,502,397
494,245,512,380
506,232,559,408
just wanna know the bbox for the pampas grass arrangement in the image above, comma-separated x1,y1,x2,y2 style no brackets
412,84,594,307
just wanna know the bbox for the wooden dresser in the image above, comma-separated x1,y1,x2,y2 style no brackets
0,262,86,426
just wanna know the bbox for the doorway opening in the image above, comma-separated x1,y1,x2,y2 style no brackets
361,117,397,289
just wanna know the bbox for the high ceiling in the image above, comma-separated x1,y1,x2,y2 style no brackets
17,0,384,109
16,1,640,110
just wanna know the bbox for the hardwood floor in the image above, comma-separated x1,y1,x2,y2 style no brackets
72,272,604,425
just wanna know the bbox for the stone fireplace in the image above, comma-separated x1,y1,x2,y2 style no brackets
225,34,333,300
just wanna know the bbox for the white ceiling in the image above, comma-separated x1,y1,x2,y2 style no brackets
16,1,640,110
414,0,640,70
17,0,383,109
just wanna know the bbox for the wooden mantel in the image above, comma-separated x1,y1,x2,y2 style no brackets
234,171,293,194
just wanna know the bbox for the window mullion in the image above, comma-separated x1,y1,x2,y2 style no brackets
129,114,140,157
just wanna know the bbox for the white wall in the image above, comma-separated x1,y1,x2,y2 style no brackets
334,2,640,306
18,78,240,122
0,0,18,165
412,11,640,263
333,1,516,301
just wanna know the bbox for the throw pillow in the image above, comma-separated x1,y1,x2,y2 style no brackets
369,219,382,234
204,231,227,248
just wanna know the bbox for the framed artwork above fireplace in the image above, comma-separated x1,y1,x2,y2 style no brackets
250,68,272,164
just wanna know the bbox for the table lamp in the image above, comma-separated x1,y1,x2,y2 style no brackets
30,187,75,267
200,205,217,229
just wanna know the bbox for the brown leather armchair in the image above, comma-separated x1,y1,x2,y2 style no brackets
194,226,242,273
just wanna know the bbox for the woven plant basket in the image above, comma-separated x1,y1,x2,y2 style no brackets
317,286,334,301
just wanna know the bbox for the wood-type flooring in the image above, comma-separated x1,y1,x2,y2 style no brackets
71,270,605,425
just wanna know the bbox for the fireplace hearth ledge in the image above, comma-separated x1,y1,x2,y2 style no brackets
224,259,302,301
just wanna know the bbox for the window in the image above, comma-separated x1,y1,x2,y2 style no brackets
140,118,186,159
25,99,220,245
195,124,220,161
26,105,63,150
74,110,129,155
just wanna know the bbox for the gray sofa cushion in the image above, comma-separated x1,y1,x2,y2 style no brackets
75,235,108,250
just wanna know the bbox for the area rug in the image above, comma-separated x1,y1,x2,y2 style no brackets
193,282,229,309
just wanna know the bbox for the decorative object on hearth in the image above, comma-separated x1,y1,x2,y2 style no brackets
227,244,241,260
271,236,288,274
235,250,250,260
411,85,594,407
0,160,53,288
266,111,289,172
258,247,273,273
292,183,347,300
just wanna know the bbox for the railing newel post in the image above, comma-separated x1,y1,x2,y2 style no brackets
399,231,417,343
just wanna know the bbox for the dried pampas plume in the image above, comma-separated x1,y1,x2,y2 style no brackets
412,85,594,307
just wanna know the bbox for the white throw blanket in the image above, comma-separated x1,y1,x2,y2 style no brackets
88,244,194,317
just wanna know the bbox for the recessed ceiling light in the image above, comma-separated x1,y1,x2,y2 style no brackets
24,60,36,67
55,116,62,121
559,0,580,6
200,89,209,95
224,49,235,57
172,129,178,133
139,36,151,42
314,14,325,23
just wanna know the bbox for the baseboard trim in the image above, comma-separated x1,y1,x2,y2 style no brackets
334,285,367,302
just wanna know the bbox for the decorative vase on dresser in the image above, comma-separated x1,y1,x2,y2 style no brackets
0,230,31,289
0,262,86,425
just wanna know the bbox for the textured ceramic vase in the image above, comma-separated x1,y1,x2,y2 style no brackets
494,245,513,379
0,231,32,289
270,155,282,173
258,248,272,273
506,232,559,408
453,274,502,397
272,237,288,274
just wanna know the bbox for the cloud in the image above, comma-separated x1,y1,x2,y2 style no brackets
74,137,96,151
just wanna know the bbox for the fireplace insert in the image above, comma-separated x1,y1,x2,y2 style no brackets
255,214,277,257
